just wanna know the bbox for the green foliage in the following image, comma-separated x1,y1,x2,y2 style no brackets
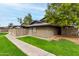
17,18,23,25
19,36,79,56
8,23,13,27
23,13,32,25
18,13,32,25
45,3,79,27
0,32,8,36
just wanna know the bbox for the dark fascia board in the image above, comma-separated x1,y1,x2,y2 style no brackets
23,25,74,28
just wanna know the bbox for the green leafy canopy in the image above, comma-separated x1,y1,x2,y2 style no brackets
45,3,79,28
18,13,32,25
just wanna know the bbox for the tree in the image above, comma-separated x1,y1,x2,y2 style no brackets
44,3,79,28
23,13,32,25
18,13,32,25
8,23,13,28
17,18,22,25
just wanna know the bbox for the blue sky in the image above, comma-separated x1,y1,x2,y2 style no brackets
0,3,47,26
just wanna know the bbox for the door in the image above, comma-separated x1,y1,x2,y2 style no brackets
57,27,61,35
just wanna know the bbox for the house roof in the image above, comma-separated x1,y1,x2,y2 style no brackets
21,19,73,27
18,18,74,28
28,23,51,27
40,17,46,22
30,20,43,24
23,23,62,27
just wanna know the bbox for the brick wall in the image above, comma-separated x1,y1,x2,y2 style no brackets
9,28,29,37
28,26,58,39
0,28,8,32
61,27,78,36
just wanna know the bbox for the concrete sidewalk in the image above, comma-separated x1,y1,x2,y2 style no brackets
5,35,55,56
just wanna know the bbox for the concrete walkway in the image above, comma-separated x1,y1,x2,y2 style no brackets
5,35,55,56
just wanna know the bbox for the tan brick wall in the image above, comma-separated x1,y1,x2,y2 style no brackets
9,28,29,37
28,26,58,39
61,27,78,36
8,26,79,40
9,29,16,36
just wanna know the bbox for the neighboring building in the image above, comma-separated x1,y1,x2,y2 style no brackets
0,27,9,32
8,20,79,40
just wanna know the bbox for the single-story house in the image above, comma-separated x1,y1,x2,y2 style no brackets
8,20,79,39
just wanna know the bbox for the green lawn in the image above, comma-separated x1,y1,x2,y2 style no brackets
18,36,79,56
0,36,26,56
0,32,8,36
0,33,26,56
